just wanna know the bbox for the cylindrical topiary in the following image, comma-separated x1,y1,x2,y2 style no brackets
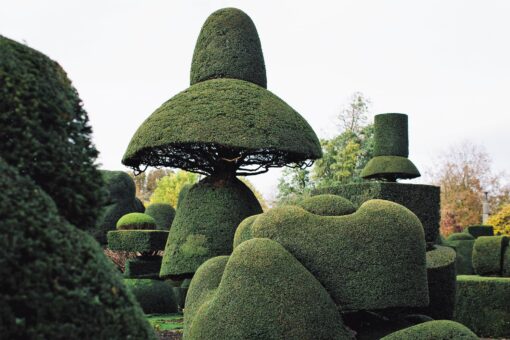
0,35,104,231
116,212,157,230
122,8,321,278
361,113,420,181
145,203,175,230
0,158,155,339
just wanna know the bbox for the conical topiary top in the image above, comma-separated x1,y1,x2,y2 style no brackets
361,113,420,181
190,8,266,88
122,8,321,176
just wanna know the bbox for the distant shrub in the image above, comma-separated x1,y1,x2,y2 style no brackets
124,279,178,314
145,203,175,230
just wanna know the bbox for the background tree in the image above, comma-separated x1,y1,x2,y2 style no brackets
276,167,313,205
427,141,510,236
487,204,510,235
149,170,199,208
129,168,173,204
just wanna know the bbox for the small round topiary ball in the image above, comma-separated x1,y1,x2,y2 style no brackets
116,213,157,230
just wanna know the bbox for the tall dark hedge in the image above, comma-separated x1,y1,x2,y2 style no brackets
160,176,262,278
0,35,103,230
190,7,266,88
0,159,155,339
312,182,440,243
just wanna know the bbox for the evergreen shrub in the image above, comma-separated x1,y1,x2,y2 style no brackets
185,238,352,339
0,159,154,339
145,203,175,230
107,230,168,253
472,236,508,276
295,194,355,216
124,279,178,314
116,212,157,230
234,200,428,311
381,320,477,339
312,182,440,243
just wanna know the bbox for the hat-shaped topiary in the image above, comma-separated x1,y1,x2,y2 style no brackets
116,212,157,230
122,8,321,278
361,113,420,181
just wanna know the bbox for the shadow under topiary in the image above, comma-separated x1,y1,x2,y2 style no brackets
145,203,175,230
0,35,104,231
234,199,429,311
0,158,155,339
380,320,478,339
185,238,353,339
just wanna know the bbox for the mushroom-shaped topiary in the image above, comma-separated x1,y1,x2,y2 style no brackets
122,8,321,278
145,203,175,230
361,113,420,181
116,212,157,230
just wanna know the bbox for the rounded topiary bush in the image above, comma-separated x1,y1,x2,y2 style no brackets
160,176,262,278
185,238,352,339
0,35,104,230
145,203,175,230
381,320,478,339
116,212,157,230
124,279,178,314
472,235,509,276
0,158,155,339
296,194,356,216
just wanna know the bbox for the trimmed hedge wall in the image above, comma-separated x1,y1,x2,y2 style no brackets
125,257,162,279
107,230,168,253
190,8,266,88
234,200,428,311
145,203,175,230
295,194,355,216
160,176,262,278
312,182,440,243
418,245,457,320
0,159,155,339
472,236,508,276
0,35,104,232
466,225,494,238
116,212,156,230
455,275,510,337
124,279,178,314
381,320,478,340
185,238,352,339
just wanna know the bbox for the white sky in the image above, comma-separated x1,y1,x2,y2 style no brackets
2,1,510,201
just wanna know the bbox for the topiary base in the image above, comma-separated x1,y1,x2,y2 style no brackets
312,182,440,243
160,175,262,278
454,275,510,338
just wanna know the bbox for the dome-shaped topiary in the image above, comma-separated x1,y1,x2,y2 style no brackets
0,35,104,230
381,320,478,340
116,212,157,230
190,8,266,88
160,176,262,278
296,194,356,216
145,203,175,230
234,199,429,311
185,238,353,339
0,158,155,339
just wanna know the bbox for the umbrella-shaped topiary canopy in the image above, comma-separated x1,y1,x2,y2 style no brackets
122,8,321,176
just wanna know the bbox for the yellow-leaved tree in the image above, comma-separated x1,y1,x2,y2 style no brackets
149,170,199,208
487,204,510,236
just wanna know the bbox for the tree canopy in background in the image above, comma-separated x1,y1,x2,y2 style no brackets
128,169,173,205
277,92,374,203
149,170,199,208
487,204,510,236
426,142,510,236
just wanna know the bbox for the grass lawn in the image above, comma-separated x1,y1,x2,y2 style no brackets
147,313,183,339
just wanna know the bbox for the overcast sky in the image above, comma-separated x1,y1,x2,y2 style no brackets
2,1,509,201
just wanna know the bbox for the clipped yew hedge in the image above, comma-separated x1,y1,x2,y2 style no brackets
145,203,175,230
107,230,168,253
381,320,477,340
295,194,355,216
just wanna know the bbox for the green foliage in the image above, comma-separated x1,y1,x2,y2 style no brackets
124,279,178,314
107,230,168,253
381,320,478,340
125,257,163,279
190,8,266,88
466,225,494,238
472,236,508,276
147,314,183,332
360,155,420,181
234,200,428,311
122,78,322,175
177,184,192,209
95,170,145,244
443,234,475,275
149,170,199,208
418,245,457,320
116,212,157,230
455,275,510,337
373,113,409,157
313,182,440,243
185,238,353,339
0,158,155,339
295,194,355,216
145,203,175,230
487,204,510,235
160,176,262,278
128,168,173,204
276,167,313,204
0,35,104,230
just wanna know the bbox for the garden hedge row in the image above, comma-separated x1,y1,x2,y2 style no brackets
107,230,168,253
185,238,352,339
454,275,510,337
295,194,355,216
312,182,440,243
234,199,428,311
124,279,178,314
